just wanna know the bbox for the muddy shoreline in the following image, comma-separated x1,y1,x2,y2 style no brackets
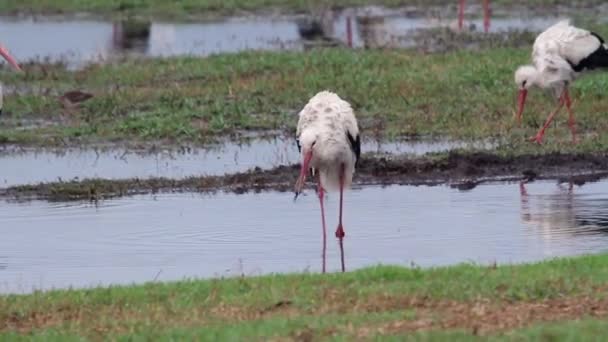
3,151,608,201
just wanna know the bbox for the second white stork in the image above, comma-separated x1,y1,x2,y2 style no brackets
294,91,360,273
515,20,608,144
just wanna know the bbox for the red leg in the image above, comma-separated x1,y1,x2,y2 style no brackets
529,95,565,144
458,0,466,30
336,165,346,273
563,88,577,144
519,181,528,197
316,174,327,274
483,0,490,33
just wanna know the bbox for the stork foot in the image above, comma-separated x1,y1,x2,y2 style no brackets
529,135,544,144
335,224,345,239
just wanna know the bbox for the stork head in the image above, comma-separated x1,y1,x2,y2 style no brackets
514,65,538,124
514,65,538,90
294,129,317,199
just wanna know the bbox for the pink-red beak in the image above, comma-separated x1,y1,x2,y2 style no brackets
0,44,22,72
294,150,313,200
516,89,527,125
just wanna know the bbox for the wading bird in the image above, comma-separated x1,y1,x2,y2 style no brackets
294,91,360,273
515,20,608,144
0,44,22,115
458,0,490,33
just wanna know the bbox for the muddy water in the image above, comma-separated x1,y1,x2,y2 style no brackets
2,180,608,293
0,9,564,68
0,138,494,187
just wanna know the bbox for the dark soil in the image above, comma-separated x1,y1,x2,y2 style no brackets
3,151,608,201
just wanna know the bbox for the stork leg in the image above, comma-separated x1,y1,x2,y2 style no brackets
316,173,327,274
458,0,466,31
336,164,346,273
483,0,490,33
529,94,565,144
563,88,578,144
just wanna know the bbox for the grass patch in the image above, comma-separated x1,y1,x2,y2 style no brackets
3,43,608,149
3,254,608,339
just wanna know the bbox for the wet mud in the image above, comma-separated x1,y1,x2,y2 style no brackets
3,151,608,201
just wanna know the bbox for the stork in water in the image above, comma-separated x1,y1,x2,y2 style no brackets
515,20,608,144
294,91,360,273
0,44,22,115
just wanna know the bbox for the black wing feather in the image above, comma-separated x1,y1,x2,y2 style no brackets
346,131,361,168
569,32,608,72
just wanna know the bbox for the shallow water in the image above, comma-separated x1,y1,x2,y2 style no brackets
2,180,608,294
0,9,564,68
0,138,494,187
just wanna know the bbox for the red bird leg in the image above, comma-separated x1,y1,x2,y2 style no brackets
483,0,490,33
458,0,466,30
563,88,577,143
530,95,565,144
336,164,346,273
316,174,327,274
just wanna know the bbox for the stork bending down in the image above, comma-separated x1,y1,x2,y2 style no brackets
515,20,608,144
294,91,360,273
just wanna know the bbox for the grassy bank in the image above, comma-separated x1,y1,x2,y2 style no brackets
1,0,605,19
3,254,608,339
3,44,608,149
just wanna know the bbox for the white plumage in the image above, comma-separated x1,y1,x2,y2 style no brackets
514,20,608,144
294,90,360,273
296,91,359,192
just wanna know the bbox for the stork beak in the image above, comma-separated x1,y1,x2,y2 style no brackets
294,150,313,201
516,89,527,125
0,44,22,72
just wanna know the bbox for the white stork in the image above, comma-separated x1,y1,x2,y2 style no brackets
515,20,608,144
0,44,22,115
294,91,360,273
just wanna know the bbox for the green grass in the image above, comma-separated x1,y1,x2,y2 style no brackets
3,254,608,339
3,42,608,150
0,0,604,19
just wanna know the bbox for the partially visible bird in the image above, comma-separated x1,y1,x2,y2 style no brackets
515,20,608,144
59,90,94,108
0,44,23,116
458,0,491,33
59,90,94,117
294,91,360,273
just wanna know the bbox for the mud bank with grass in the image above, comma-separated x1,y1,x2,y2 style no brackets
2,253,608,339
3,150,607,201
3,42,608,148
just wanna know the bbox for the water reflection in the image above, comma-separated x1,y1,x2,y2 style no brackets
3,180,608,294
111,20,150,53
519,180,608,239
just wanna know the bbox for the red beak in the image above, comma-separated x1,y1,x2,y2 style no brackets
516,89,527,125
0,45,22,72
294,150,313,200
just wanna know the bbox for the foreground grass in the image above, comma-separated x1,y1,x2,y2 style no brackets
1,0,604,18
3,43,608,150
3,254,608,339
